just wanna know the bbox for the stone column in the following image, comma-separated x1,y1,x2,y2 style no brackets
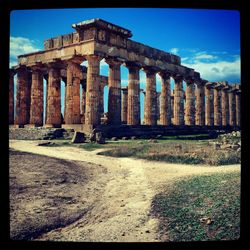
121,87,128,124
159,72,171,125
235,91,241,127
81,81,86,124
9,69,15,124
45,64,61,127
195,81,205,126
44,74,48,125
99,81,105,115
64,61,81,124
14,66,31,126
221,86,230,126
228,89,236,127
85,55,102,126
126,64,140,125
205,82,214,126
106,58,122,125
144,68,157,125
173,75,184,125
184,79,195,125
29,67,44,126
214,84,223,126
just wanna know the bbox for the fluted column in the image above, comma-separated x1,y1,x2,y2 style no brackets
144,68,157,125
159,72,171,125
46,64,61,127
173,75,184,125
126,64,140,125
195,81,205,126
85,55,102,126
29,67,44,126
81,82,86,124
235,91,241,127
15,66,31,126
64,61,81,124
205,82,215,126
185,79,195,125
106,58,122,125
221,86,230,126
121,87,128,124
99,81,105,115
9,70,15,124
228,89,236,127
214,85,223,126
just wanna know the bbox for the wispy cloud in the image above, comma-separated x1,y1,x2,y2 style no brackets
169,48,179,55
9,36,41,67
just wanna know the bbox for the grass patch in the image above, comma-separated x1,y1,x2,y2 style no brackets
99,141,240,165
151,171,240,241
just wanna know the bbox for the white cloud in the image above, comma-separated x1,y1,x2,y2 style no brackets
195,53,217,60
9,36,41,67
183,57,240,82
170,48,179,55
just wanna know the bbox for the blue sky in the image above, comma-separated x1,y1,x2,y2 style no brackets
10,8,240,120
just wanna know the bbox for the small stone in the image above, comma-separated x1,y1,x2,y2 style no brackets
145,230,150,233
71,131,86,143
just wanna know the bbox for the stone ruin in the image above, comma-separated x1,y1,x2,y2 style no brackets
9,18,241,135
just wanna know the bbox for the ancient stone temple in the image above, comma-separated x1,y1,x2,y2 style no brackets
9,18,241,132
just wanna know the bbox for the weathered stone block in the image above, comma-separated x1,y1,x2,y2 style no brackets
71,131,86,143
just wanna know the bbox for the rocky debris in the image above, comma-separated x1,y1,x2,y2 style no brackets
211,130,241,151
37,141,54,146
96,132,105,144
111,137,118,141
89,129,106,144
131,136,137,140
122,137,129,140
148,139,158,143
9,128,73,140
71,131,86,143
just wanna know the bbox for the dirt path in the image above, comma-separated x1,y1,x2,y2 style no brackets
9,140,240,242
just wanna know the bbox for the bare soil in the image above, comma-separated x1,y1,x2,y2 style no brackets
9,140,240,242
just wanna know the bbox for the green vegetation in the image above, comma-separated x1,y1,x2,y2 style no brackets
45,133,241,165
151,171,240,241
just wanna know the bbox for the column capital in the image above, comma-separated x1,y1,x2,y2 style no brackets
173,74,183,82
214,83,224,90
143,66,160,74
124,61,142,70
105,57,123,66
85,54,103,63
158,71,171,79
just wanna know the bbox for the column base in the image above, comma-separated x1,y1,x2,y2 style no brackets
12,124,24,128
62,124,83,131
24,124,43,128
44,124,62,128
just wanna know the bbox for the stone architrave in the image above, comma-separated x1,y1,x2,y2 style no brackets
144,68,157,125
173,75,184,125
29,67,44,126
15,66,31,126
65,60,81,124
205,83,214,126
46,64,61,126
121,87,128,124
9,70,15,124
126,64,140,125
159,72,171,125
195,81,205,126
85,55,102,126
106,58,122,125
185,79,195,125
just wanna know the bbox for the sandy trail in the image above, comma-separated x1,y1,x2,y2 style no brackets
9,140,240,242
